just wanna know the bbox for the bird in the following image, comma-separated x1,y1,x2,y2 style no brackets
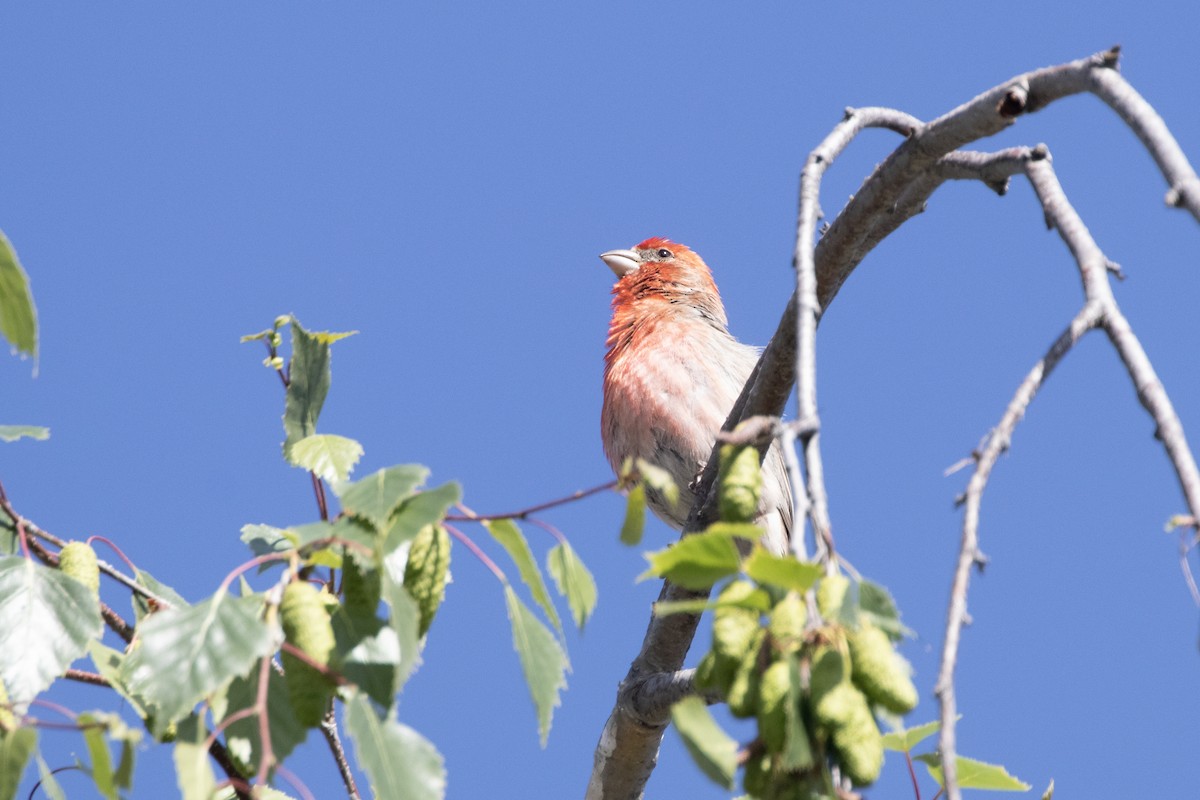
599,237,792,555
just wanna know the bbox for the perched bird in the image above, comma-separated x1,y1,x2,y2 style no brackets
599,237,792,555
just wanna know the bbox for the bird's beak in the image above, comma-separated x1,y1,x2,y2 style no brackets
599,249,641,278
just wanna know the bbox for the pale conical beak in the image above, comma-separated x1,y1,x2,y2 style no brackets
600,249,641,277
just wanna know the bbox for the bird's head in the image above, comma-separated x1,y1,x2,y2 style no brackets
599,237,726,326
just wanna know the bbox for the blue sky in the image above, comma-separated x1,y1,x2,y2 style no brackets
2,3,1198,798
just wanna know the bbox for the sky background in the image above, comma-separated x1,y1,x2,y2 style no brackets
2,3,1199,799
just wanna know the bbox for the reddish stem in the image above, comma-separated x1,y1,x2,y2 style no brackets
446,479,619,522
444,524,507,583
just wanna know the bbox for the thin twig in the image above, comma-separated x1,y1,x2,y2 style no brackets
447,479,619,522
321,707,362,800
935,301,1101,799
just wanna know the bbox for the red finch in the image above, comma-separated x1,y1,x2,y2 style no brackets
600,237,792,555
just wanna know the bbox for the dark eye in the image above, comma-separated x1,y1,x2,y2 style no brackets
656,248,672,259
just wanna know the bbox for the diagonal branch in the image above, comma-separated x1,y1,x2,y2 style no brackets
937,154,1200,800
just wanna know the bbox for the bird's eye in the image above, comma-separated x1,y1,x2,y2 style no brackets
656,248,672,259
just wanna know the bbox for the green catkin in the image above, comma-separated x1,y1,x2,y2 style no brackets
847,622,918,714
280,580,336,728
726,628,765,718
59,541,100,598
403,524,451,637
757,658,791,753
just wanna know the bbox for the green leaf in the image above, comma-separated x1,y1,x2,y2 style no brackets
332,603,402,712
382,578,423,690
288,433,364,484
858,578,910,639
638,529,749,589
240,524,294,565
219,662,306,773
78,712,140,800
282,319,355,458
335,465,430,531
504,585,568,746
669,696,736,790
0,727,36,800
0,426,48,443
485,520,563,638
0,557,103,704
382,482,461,555
35,754,64,800
916,753,1032,791
546,542,597,631
653,585,771,617
288,516,377,568
620,483,646,545
0,231,37,358
130,569,189,624
742,550,822,593
173,716,216,800
635,458,679,507
779,655,814,770
882,719,941,752
1042,779,1055,800
346,693,445,799
124,592,275,726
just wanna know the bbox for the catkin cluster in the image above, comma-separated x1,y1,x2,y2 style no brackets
702,443,917,797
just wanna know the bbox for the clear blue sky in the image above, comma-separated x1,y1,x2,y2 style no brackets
3,4,1198,798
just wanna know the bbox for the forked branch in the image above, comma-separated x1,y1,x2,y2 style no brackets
586,48,1200,800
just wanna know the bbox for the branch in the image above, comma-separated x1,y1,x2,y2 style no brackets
934,300,1101,799
587,48,1200,799
937,154,1200,800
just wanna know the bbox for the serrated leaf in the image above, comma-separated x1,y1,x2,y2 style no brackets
486,520,563,638
916,753,1031,791
335,465,430,531
620,483,646,545
638,529,747,589
742,550,822,593
78,711,140,800
332,605,401,711
670,696,736,790
546,542,597,631
882,719,941,752
504,585,568,746
282,320,335,458
288,433,364,484
288,517,377,568
124,592,275,726
240,524,294,567
0,426,48,443
219,662,306,773
0,557,103,704
346,693,445,800
130,569,189,624
0,727,37,800
0,231,37,358
383,483,461,555
382,579,423,690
